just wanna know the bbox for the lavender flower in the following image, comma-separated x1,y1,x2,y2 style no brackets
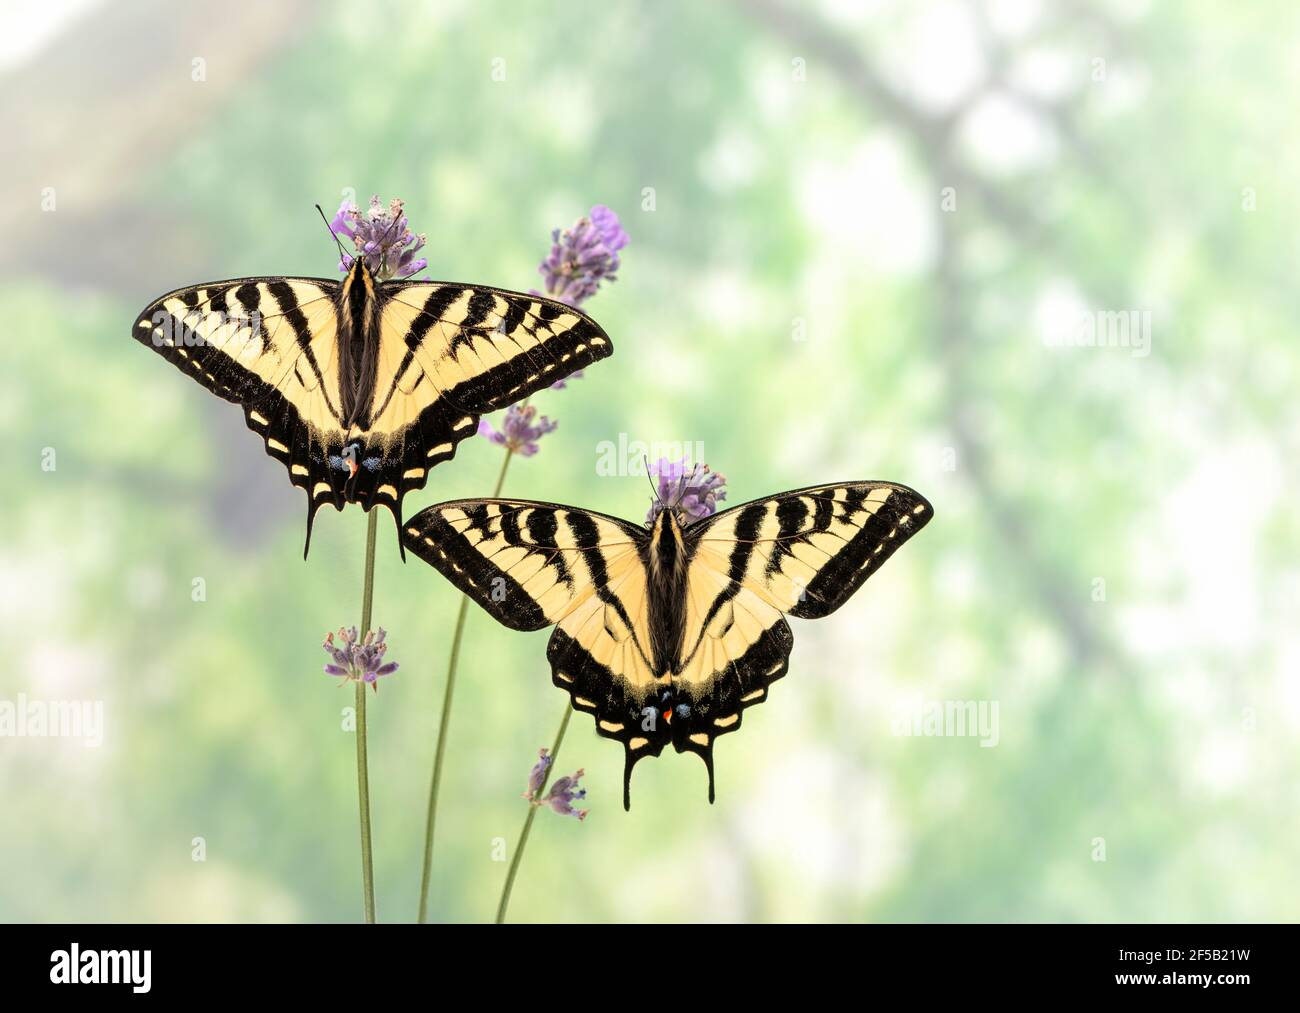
323,626,399,692
538,204,628,308
543,770,588,821
330,195,427,280
524,748,553,799
646,457,728,526
520,748,588,819
477,404,557,457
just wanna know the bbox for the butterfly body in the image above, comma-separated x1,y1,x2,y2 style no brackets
645,507,691,675
336,258,382,429
404,481,932,809
134,256,611,555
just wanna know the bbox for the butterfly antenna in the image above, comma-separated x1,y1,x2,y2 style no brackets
642,455,659,500
316,203,351,265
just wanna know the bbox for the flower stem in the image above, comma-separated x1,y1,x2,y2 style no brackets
417,445,515,923
495,703,572,924
356,509,378,924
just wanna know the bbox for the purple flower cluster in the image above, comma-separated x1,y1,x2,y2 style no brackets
646,458,728,526
330,195,427,280
525,748,553,797
539,206,625,388
523,748,588,821
477,404,558,457
477,203,628,449
323,626,399,691
539,204,629,308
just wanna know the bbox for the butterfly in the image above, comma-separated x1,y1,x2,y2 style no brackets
132,253,612,556
402,480,932,808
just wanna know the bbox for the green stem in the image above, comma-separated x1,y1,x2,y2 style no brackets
356,509,378,924
417,446,515,923
495,703,572,924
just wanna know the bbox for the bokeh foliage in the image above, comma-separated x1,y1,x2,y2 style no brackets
2,0,1297,922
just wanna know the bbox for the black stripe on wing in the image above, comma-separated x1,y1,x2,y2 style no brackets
384,281,614,414
686,481,933,620
403,503,553,630
785,484,931,618
402,499,646,632
132,276,359,556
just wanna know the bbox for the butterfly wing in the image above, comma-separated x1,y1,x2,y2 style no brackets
132,277,359,550
135,274,612,556
675,482,933,797
368,279,611,456
403,499,667,806
343,282,612,544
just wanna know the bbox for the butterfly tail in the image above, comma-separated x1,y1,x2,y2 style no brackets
701,743,716,805
623,746,652,812
390,498,407,563
303,499,321,560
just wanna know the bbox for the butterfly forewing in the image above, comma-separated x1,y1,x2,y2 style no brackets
381,282,611,415
686,482,934,620
133,277,337,407
402,499,646,628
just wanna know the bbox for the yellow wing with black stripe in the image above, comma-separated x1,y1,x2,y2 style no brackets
131,276,347,532
401,501,663,756
670,482,933,798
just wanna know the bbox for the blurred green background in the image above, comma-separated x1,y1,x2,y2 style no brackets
3,0,1297,923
